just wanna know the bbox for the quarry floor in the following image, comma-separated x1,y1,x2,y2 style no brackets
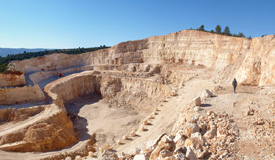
0,68,275,160
65,95,145,147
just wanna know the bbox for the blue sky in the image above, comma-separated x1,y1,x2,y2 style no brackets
0,0,274,49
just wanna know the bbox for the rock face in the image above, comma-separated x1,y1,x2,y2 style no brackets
45,71,102,101
44,71,124,102
29,65,94,85
14,30,251,73
11,30,274,86
0,72,26,87
0,84,46,105
45,71,171,106
236,35,275,86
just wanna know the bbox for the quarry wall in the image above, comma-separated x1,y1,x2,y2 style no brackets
236,35,275,86
45,71,102,102
10,53,84,73
29,65,94,85
0,84,46,105
11,30,275,86
120,77,171,101
45,71,172,106
143,30,251,69
0,73,26,87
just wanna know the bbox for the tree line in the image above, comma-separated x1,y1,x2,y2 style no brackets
0,45,110,73
194,25,251,39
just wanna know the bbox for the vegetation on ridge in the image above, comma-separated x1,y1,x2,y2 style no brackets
194,25,250,39
0,45,110,73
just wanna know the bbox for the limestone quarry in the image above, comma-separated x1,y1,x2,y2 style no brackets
0,30,274,160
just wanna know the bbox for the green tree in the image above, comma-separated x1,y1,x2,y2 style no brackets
198,25,205,31
0,63,8,72
238,32,245,37
210,30,215,33
222,26,231,36
215,25,222,34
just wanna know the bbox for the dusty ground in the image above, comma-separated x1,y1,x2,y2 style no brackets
206,85,275,159
65,95,145,147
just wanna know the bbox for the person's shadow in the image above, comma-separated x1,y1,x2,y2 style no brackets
201,104,212,107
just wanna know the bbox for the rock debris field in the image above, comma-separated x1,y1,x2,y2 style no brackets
0,30,275,160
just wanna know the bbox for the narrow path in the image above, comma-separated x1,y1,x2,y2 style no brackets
0,105,54,137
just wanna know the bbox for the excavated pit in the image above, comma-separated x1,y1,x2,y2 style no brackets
0,62,218,155
43,69,176,149
0,30,274,160
0,64,175,154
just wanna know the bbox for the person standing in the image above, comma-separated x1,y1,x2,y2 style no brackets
232,78,237,93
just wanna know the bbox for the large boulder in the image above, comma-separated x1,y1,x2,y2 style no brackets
181,123,200,138
150,135,175,160
203,128,217,139
202,89,214,98
192,97,201,106
184,138,203,150
186,147,197,160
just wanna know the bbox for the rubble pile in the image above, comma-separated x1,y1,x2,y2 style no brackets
169,111,239,159
62,111,239,160
74,111,239,160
